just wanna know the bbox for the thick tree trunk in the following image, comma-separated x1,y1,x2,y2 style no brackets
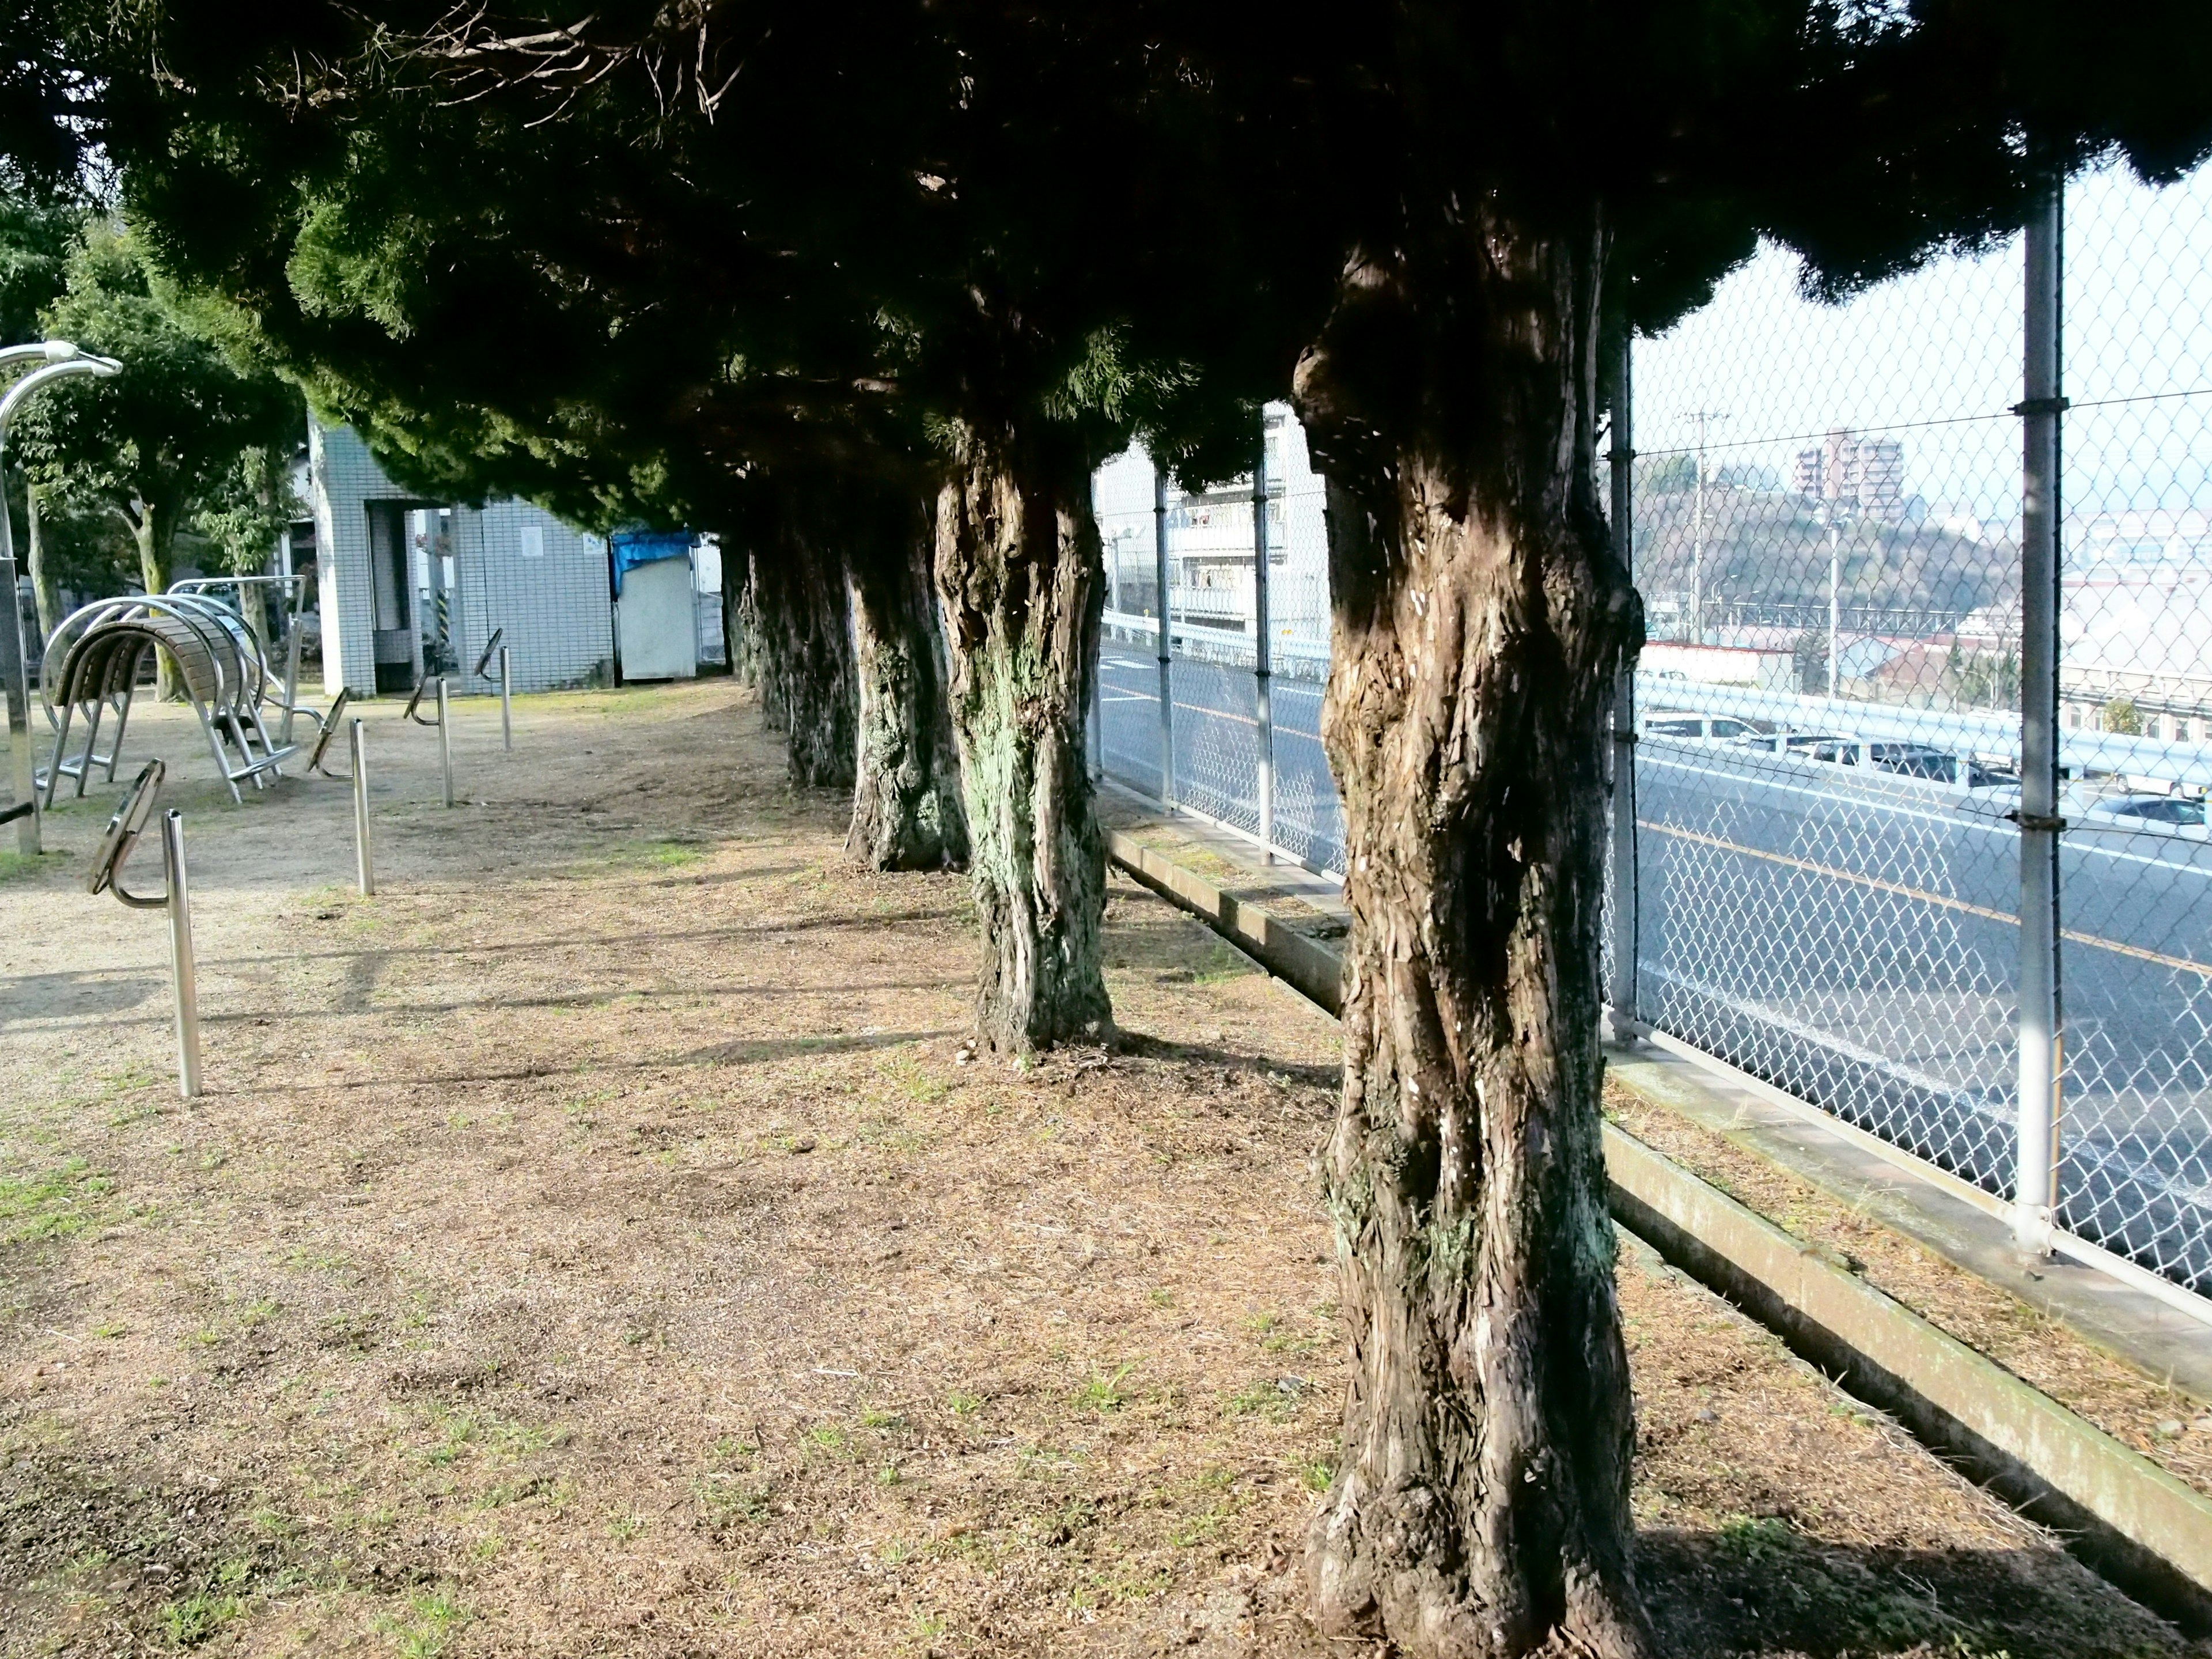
934,425,1111,1053
723,551,755,689
847,494,967,870
1296,221,1652,1658
749,505,856,790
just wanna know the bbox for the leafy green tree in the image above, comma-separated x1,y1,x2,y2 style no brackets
0,180,88,639
0,185,77,344
11,221,302,603
89,1,1263,1045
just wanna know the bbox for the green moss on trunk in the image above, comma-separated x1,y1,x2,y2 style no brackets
934,425,1111,1054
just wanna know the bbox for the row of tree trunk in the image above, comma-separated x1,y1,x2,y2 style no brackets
719,268,1647,1651
724,434,1109,1052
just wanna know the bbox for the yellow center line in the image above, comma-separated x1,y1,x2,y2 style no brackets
1639,819,2212,980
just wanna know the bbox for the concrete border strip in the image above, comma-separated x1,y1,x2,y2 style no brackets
1105,831,1342,1016
1606,1122,2212,1633
1638,1024,2212,1332
1105,829,2212,1635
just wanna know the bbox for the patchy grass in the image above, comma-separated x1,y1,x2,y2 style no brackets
0,683,2193,1658
0,1157,115,1245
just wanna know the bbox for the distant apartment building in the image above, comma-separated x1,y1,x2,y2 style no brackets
1793,428,1906,517
1092,404,1331,666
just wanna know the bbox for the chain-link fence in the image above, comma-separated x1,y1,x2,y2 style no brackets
1095,405,1342,874
1091,160,2212,1313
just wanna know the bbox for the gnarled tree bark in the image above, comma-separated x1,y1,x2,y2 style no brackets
847,491,968,870
749,498,857,790
1296,214,1652,1659
935,422,1111,1053
725,548,761,692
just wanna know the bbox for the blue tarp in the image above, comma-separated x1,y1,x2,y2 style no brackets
611,531,693,596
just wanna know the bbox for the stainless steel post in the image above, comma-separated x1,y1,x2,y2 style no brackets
1154,463,1174,807
1606,331,1641,1038
279,574,305,748
162,808,201,1100
1252,415,1275,861
2015,177,2065,1256
498,646,513,752
436,676,455,808
350,718,374,896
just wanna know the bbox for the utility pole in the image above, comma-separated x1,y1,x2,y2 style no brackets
1686,411,1727,644
1827,505,1842,698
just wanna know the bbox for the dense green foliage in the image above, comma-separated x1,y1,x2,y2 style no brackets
55,2,2212,533
9,219,304,593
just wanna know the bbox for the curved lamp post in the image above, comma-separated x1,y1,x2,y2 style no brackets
0,341,124,854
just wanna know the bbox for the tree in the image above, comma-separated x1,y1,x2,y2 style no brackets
845,487,967,869
79,4,2212,1653
12,221,301,607
0,184,75,344
83,0,1278,1050
0,180,85,640
1257,7,2212,1653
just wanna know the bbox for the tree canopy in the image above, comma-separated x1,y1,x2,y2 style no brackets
11,219,304,594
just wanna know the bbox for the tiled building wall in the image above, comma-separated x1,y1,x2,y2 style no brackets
452,500,615,695
310,422,614,698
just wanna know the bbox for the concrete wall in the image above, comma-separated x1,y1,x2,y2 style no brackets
308,422,614,698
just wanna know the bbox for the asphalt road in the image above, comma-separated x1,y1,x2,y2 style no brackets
1099,638,2212,1293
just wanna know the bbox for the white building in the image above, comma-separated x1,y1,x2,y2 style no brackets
1092,403,1331,669
305,422,716,697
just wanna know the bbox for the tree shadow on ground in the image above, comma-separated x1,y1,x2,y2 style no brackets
1635,1525,2200,1657
0,968,159,1027
1222,1529,2199,1658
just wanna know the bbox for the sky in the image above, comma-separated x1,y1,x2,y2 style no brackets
1634,157,2212,534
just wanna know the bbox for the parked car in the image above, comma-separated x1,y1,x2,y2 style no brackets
2080,793,2208,830
1644,713,1763,744
1866,744,2014,789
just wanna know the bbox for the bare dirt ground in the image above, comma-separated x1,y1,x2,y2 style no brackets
1,680,2203,1658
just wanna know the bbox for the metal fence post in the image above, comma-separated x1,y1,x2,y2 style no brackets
162,808,201,1100
2014,176,2066,1257
1252,414,1275,859
498,645,513,752
350,718,374,896
1607,331,1641,1038
1154,463,1174,808
0,491,39,855
436,676,456,809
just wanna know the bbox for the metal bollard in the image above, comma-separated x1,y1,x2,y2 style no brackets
350,718,374,896
499,646,513,753
436,677,454,808
162,809,200,1100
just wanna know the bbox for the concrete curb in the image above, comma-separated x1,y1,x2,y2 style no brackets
1105,830,2212,1636
1105,831,1342,1016
1607,1124,2212,1634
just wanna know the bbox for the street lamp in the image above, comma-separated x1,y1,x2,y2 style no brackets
0,341,125,854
